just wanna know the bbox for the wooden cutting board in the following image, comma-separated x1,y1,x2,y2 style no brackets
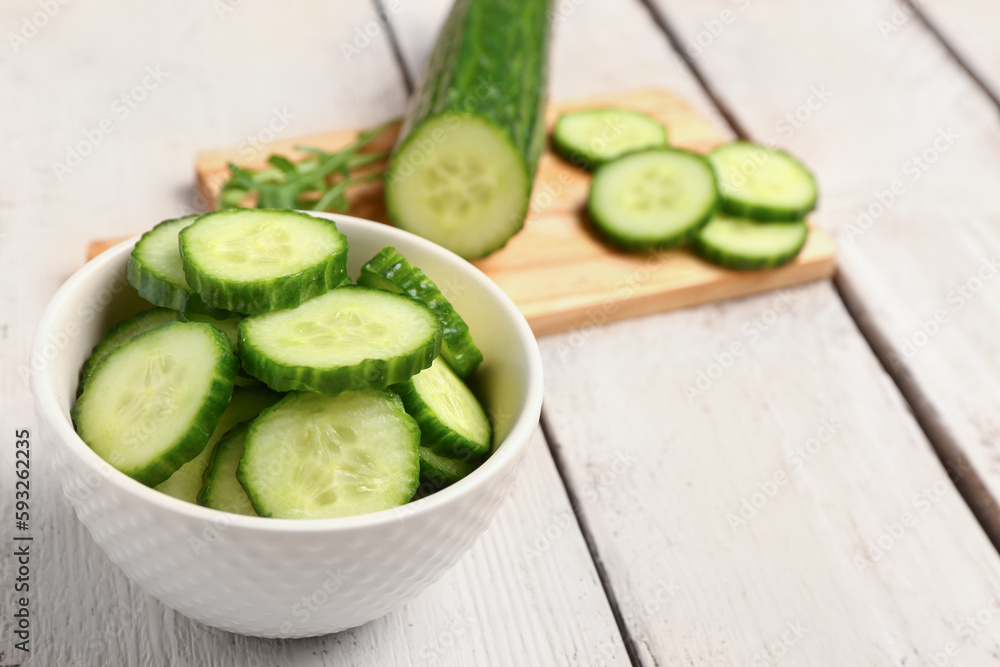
90,89,836,337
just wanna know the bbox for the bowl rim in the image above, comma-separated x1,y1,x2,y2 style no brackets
31,212,544,533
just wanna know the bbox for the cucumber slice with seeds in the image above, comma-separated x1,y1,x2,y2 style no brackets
239,286,442,396
155,385,281,503
127,216,231,318
387,114,532,259
588,148,718,250
553,108,668,169
179,209,348,314
693,214,809,270
72,322,237,487
358,247,483,378
79,307,177,392
394,357,492,461
708,142,818,221
199,423,257,516
239,391,420,519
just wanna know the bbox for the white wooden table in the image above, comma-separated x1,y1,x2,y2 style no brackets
6,0,1000,664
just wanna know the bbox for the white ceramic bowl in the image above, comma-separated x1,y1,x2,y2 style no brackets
31,212,543,637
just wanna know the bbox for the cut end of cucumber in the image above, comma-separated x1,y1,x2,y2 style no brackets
693,214,809,270
588,148,718,250
553,108,668,168
386,113,530,259
709,142,818,221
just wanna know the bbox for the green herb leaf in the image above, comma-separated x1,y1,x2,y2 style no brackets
215,120,397,213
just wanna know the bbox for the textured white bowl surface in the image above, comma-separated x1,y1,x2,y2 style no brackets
31,212,543,637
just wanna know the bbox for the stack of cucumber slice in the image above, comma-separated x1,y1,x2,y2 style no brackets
74,209,491,520
555,108,818,269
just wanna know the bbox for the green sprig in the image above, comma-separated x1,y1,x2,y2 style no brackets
217,120,396,212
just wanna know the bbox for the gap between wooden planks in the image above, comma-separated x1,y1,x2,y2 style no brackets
89,89,836,337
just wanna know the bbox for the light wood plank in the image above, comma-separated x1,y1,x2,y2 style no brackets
542,280,1000,665
915,1,1000,99
0,1,626,664
647,0,1000,551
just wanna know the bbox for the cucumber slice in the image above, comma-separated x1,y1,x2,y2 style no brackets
708,142,818,221
386,114,532,259
127,216,231,318
358,247,483,378
179,209,348,314
418,446,479,491
238,391,420,519
394,357,492,461
154,385,281,503
71,322,237,487
239,286,442,396
199,423,257,516
692,214,809,270
553,108,668,169
587,148,718,250
79,307,177,391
